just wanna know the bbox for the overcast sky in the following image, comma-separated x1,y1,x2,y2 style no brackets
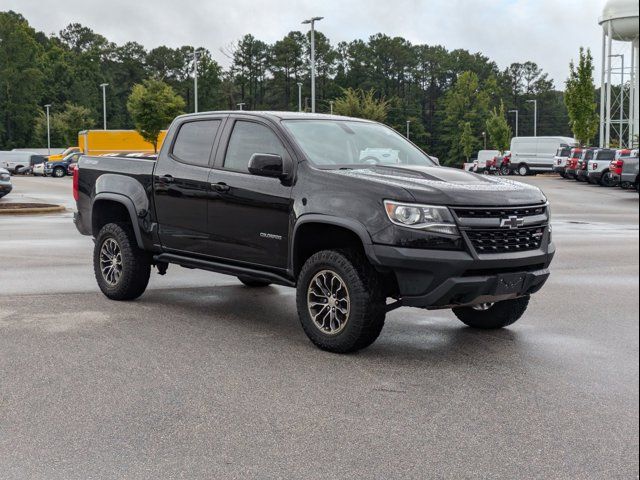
3,0,621,88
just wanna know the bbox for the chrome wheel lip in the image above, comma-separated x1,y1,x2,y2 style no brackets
307,269,351,336
99,238,123,286
472,302,495,311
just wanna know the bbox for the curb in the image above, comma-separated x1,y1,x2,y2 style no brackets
0,205,67,216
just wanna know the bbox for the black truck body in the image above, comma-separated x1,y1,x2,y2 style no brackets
75,111,555,352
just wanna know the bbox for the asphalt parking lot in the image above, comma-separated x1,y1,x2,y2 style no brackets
1,175,638,479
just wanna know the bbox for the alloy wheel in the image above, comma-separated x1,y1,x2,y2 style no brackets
307,270,351,335
99,238,123,286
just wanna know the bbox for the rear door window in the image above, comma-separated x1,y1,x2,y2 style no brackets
172,120,221,167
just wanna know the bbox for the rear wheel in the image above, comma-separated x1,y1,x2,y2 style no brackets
500,165,510,176
453,296,530,329
296,249,386,353
600,170,617,187
518,164,530,176
238,276,271,288
94,222,151,301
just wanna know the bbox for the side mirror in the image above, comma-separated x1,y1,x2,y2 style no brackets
248,153,291,179
431,156,440,166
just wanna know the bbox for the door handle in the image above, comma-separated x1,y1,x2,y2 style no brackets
158,174,174,184
212,182,230,192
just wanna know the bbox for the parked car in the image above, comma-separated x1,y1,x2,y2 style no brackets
587,148,618,186
33,162,46,176
564,148,584,179
0,151,46,175
618,149,639,193
67,161,79,176
509,136,579,176
575,148,596,182
474,150,501,174
552,146,573,177
44,152,83,177
0,167,12,198
74,111,555,353
47,146,82,162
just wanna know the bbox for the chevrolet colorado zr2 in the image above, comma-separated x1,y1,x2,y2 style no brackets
74,112,555,353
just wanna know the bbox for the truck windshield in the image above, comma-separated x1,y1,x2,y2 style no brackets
282,120,436,168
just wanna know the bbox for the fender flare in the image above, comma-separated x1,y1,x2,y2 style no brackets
290,214,375,273
92,193,144,249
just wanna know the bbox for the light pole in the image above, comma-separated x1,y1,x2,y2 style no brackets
237,103,246,111
188,48,201,113
329,100,334,115
527,99,537,136
406,120,411,139
509,109,519,137
44,104,52,155
302,16,324,113
482,131,487,149
100,83,109,130
297,82,303,112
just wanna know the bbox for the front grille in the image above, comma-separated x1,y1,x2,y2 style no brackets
453,205,546,219
466,226,545,254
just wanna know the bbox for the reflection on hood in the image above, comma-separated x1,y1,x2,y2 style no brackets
327,165,546,206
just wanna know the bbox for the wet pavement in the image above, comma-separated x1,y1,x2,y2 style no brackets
0,175,638,479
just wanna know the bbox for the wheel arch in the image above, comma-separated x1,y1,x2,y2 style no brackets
92,193,144,249
291,215,374,278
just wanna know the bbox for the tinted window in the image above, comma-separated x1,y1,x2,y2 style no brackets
557,147,571,156
596,150,615,160
172,120,221,167
224,121,286,172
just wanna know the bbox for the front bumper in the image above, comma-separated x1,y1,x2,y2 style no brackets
368,241,555,309
0,183,12,195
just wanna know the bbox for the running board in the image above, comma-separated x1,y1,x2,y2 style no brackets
153,253,296,288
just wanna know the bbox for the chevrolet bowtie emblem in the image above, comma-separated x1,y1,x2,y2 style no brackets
500,215,525,229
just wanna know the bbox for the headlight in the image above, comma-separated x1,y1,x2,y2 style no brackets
384,200,458,235
0,174,9,181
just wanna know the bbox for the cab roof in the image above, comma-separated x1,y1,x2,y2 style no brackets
176,111,375,123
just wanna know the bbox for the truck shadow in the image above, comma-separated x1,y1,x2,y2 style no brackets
139,284,525,364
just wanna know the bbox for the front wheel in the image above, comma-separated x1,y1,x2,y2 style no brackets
53,167,65,178
600,171,617,187
94,222,151,300
296,249,386,353
500,165,510,176
453,296,530,329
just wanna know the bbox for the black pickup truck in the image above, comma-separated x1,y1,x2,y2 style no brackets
74,111,555,353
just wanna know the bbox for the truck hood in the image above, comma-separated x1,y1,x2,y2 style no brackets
328,165,547,206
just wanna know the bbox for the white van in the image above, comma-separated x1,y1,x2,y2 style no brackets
509,136,579,176
0,151,45,174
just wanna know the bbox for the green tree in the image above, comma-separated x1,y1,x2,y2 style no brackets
564,48,598,145
34,103,95,146
485,101,512,152
0,11,45,149
127,79,185,152
459,121,475,162
333,88,389,122
442,71,489,164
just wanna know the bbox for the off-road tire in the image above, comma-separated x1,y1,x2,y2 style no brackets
238,276,271,288
296,249,386,353
94,222,151,301
600,171,617,187
453,296,530,329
